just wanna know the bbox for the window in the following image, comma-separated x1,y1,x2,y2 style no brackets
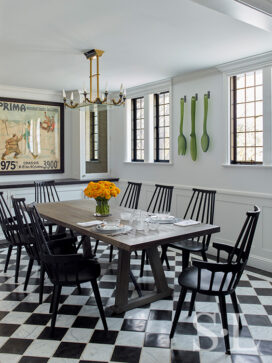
230,70,263,164
90,111,99,161
154,91,170,162
131,97,144,161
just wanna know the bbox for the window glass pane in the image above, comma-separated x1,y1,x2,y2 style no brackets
230,70,263,164
154,91,170,162
237,118,245,132
132,97,144,161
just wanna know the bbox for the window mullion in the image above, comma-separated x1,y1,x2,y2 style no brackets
262,66,272,165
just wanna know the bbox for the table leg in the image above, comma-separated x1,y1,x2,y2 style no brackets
106,245,172,314
81,236,93,258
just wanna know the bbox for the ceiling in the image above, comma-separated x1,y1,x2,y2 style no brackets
1,0,272,92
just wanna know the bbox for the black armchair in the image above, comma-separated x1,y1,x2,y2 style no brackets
27,204,108,336
170,205,260,354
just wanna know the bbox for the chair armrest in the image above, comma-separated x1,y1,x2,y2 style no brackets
213,242,233,254
43,253,84,264
192,259,240,273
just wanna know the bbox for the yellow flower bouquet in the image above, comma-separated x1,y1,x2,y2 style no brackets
84,180,120,216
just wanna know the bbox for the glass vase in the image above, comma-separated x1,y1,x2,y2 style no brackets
95,199,110,217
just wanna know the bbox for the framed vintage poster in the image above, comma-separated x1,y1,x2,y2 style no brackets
0,97,64,175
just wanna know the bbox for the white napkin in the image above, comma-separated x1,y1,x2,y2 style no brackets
174,219,201,227
77,220,103,227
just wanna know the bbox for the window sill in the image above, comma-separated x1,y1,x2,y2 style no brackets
124,161,173,166
222,163,272,169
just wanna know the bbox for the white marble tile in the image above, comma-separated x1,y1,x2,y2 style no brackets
146,320,172,334
240,303,267,315
150,299,173,310
250,280,271,288
0,336,9,348
1,311,31,324
52,314,76,328
95,317,123,331
0,300,20,311
140,347,171,363
125,308,150,320
171,334,200,351
62,327,94,343
78,305,101,317
64,295,89,306
0,353,21,363
199,350,232,363
48,358,79,363
248,326,272,340
116,331,145,347
11,324,44,339
24,339,59,357
80,343,114,361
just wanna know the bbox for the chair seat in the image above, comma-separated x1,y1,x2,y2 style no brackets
48,238,77,255
169,239,204,252
179,266,232,294
52,259,100,285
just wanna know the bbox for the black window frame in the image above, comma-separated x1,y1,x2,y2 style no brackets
230,71,263,165
131,97,144,162
154,91,170,163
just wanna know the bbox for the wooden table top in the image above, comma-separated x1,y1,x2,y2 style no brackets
36,199,220,252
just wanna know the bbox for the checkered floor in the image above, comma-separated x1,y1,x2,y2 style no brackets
0,242,271,363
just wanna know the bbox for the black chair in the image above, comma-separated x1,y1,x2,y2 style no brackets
12,197,78,303
170,206,260,354
140,184,174,277
94,181,142,262
34,180,61,235
163,188,216,271
27,204,108,336
0,192,23,283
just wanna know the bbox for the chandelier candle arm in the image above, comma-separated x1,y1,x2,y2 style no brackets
63,49,126,109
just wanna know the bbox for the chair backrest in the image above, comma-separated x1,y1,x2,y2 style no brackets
184,188,216,249
228,205,260,266
196,206,260,294
0,192,19,244
27,204,86,285
34,180,60,203
120,182,142,209
12,197,43,259
147,184,174,213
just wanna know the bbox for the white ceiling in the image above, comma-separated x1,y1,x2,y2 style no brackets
1,0,272,91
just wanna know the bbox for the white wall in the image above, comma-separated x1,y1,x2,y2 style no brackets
108,69,272,272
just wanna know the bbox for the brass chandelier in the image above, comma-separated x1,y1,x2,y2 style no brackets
63,49,126,109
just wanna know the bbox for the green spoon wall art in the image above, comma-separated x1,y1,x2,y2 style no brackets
190,96,197,161
178,97,187,155
201,93,210,152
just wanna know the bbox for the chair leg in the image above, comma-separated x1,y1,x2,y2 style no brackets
161,245,170,270
170,288,187,339
140,250,146,277
182,249,190,271
50,284,62,336
77,283,82,294
231,291,242,330
4,245,13,273
129,270,142,297
109,245,114,262
49,225,53,236
91,279,108,331
219,295,230,355
24,258,34,291
49,285,56,313
201,250,208,262
134,251,138,258
188,290,197,317
94,240,99,255
15,245,22,283
39,264,45,305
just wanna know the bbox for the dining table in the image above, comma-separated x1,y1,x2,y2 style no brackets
36,199,220,314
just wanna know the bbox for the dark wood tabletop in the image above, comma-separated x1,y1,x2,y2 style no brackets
36,199,220,252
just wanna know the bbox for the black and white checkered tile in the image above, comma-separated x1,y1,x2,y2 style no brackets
0,242,271,363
